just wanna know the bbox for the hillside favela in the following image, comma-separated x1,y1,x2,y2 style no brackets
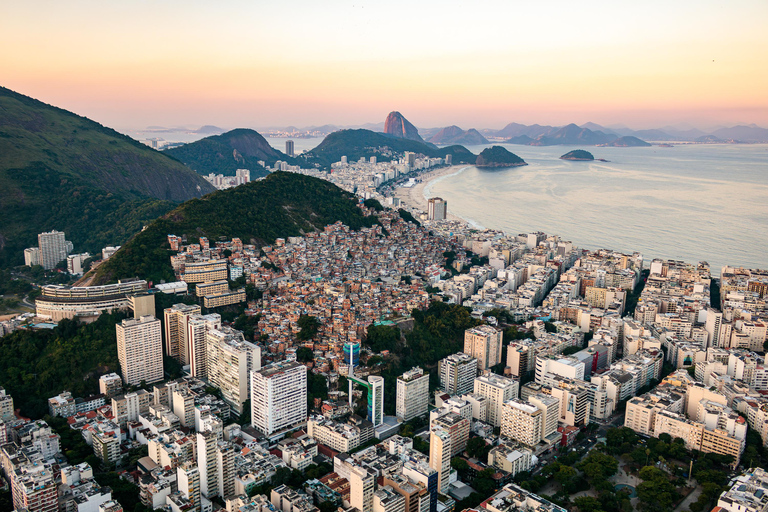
1,3,767,512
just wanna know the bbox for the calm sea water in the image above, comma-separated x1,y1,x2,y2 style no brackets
426,143,768,275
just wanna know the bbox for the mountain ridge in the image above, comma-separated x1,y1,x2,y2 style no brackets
0,85,215,267
92,172,380,285
164,128,298,177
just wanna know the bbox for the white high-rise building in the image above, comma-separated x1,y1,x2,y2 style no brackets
197,430,222,498
396,367,429,422
427,198,447,221
501,399,543,447
528,394,560,441
368,376,384,427
186,313,221,377
116,315,163,386
473,373,519,427
177,462,201,511
251,361,307,436
429,427,452,493
439,353,478,396
24,247,40,267
335,454,375,512
206,327,261,415
163,304,202,361
38,230,69,270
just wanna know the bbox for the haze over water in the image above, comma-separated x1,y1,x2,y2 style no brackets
426,144,768,275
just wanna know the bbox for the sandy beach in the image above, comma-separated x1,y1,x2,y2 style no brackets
393,165,470,222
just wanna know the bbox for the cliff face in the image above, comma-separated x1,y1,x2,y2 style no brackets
383,111,424,142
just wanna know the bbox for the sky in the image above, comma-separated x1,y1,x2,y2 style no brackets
2,0,768,131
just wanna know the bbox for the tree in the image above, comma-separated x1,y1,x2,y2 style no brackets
451,457,469,474
574,496,605,512
296,346,314,362
466,436,491,460
366,324,400,353
296,315,321,341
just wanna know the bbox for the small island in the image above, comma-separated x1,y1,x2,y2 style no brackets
475,146,527,168
601,136,652,147
560,149,594,161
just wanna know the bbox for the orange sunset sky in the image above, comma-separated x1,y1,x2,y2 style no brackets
3,0,767,130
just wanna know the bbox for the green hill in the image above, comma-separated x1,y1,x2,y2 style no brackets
92,172,379,284
475,146,527,167
303,129,476,168
164,128,299,178
0,86,215,267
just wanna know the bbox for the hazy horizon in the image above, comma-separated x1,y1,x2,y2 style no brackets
3,0,767,131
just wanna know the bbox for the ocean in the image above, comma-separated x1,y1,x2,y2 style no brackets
424,143,768,275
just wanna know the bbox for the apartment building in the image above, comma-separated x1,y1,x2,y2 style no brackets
116,315,163,386
397,367,430,422
251,361,308,436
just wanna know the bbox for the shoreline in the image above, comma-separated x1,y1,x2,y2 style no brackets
393,165,474,223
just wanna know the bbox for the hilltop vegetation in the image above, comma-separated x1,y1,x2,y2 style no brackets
92,172,379,284
0,86,214,267
303,129,476,168
476,146,527,167
560,149,595,160
164,128,299,178
0,312,127,418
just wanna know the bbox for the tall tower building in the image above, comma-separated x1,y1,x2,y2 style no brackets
473,373,519,427
216,442,236,500
163,304,202,361
197,430,221,498
186,313,221,377
177,462,201,512
38,230,69,270
705,309,724,349
439,353,477,395
396,367,429,422
368,376,384,427
429,427,452,493
251,361,307,435
426,198,447,221
528,394,559,441
464,325,503,371
285,140,295,157
116,315,163,386
206,327,261,415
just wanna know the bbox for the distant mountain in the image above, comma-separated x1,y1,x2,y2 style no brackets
560,150,594,161
164,128,297,177
476,146,527,167
711,125,768,142
601,136,652,147
580,122,618,136
505,135,535,145
0,86,215,268
92,172,379,285
383,111,424,142
195,125,225,135
494,122,555,139
531,124,615,146
429,126,489,145
304,129,475,168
